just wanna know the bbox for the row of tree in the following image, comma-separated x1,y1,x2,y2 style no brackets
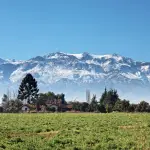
1,74,67,112
1,73,150,113
70,88,150,113
2,94,23,113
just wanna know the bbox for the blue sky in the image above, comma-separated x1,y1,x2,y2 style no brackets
0,0,150,61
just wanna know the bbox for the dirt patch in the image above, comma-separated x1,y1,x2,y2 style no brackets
119,126,136,129
38,131,59,139
9,131,59,139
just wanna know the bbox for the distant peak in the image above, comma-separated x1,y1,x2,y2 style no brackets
82,52,93,60
44,51,66,58
82,52,90,55
112,53,120,57
55,51,65,55
30,56,45,61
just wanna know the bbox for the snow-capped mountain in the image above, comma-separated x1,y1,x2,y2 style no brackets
0,52,150,102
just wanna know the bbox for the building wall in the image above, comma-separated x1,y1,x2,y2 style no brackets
22,106,30,111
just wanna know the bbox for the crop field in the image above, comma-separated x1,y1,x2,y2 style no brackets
0,113,150,150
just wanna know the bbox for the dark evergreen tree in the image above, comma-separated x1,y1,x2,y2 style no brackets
104,90,112,106
106,89,118,106
112,90,119,106
99,88,120,113
60,93,65,104
100,88,119,112
18,73,39,104
100,88,107,105
89,95,98,112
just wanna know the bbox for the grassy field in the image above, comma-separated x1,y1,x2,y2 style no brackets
0,113,150,150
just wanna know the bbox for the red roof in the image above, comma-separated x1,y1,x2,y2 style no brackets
21,104,36,109
66,104,73,109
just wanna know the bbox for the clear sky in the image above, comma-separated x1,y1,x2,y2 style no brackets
0,0,150,61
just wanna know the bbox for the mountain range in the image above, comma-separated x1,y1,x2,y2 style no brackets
0,52,150,103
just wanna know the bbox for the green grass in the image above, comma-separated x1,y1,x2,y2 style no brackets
0,113,150,150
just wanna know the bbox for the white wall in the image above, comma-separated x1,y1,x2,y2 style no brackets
22,106,30,111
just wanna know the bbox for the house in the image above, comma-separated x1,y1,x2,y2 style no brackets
66,104,73,111
46,98,63,111
20,98,73,113
21,104,36,112
46,99,72,112
61,104,73,111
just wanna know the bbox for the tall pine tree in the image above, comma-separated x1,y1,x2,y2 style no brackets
18,73,39,104
100,88,107,105
89,95,98,112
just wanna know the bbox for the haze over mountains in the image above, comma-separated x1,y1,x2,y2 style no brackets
0,52,150,103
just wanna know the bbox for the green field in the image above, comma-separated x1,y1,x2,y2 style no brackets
0,113,150,150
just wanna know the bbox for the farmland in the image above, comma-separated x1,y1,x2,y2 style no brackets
0,113,150,150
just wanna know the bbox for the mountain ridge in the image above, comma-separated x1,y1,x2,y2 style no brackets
0,52,150,102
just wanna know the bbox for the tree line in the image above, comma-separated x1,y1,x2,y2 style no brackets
70,88,150,113
1,73,150,113
1,74,66,113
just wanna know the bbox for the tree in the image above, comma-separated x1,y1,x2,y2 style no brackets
71,101,90,112
46,92,55,100
98,104,106,113
89,95,98,112
5,99,23,113
38,92,66,107
100,88,107,105
113,100,123,112
135,101,149,112
0,106,3,113
128,104,137,112
18,73,39,104
121,100,130,112
56,93,66,104
60,93,65,104
80,102,89,112
99,89,119,112
146,105,150,112
106,89,119,107
2,94,9,102
38,93,48,105
111,90,119,106
72,102,81,111
106,104,112,113
2,93,23,113
2,94,9,112
113,99,130,112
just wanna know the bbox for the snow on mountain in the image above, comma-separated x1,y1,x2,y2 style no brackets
0,52,150,102
0,58,7,65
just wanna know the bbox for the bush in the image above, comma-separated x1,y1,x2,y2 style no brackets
46,106,56,112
